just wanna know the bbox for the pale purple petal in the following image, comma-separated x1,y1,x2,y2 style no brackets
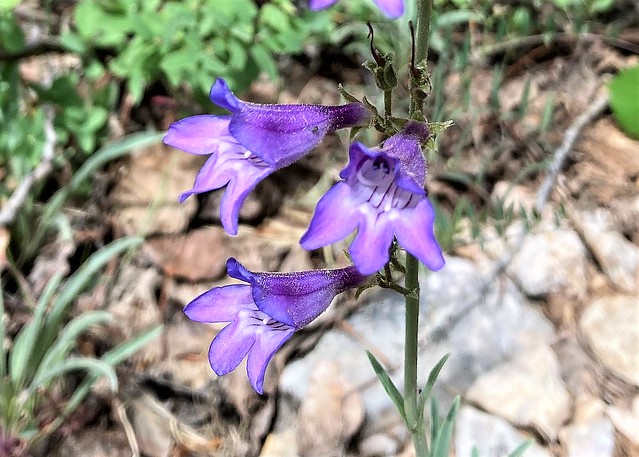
218,165,273,235
246,327,294,393
184,285,254,323
394,199,445,271
164,115,234,155
373,0,404,18
309,0,337,10
178,153,228,203
208,319,255,375
349,214,395,274
300,182,359,250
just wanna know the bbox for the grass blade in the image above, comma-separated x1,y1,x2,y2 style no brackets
39,237,142,353
30,357,117,393
36,311,112,375
9,274,63,389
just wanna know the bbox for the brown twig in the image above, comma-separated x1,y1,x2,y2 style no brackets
0,38,66,62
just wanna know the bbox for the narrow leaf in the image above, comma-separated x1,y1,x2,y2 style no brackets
417,353,450,418
36,311,112,375
38,237,142,356
366,351,406,421
9,274,63,388
508,440,532,457
30,357,117,393
431,396,460,457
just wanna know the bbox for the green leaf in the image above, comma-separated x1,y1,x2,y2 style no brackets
38,238,142,355
100,325,162,365
417,353,451,418
431,396,460,457
430,396,440,442
250,45,278,80
508,440,532,457
9,274,63,389
58,32,87,54
36,311,112,375
0,14,25,52
365,351,406,421
74,0,101,38
609,65,639,139
0,0,21,11
30,357,118,393
0,287,6,378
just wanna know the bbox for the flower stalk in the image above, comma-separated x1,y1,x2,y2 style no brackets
404,0,435,454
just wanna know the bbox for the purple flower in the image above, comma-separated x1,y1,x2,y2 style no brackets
184,258,367,393
300,121,445,275
309,0,404,18
164,78,368,235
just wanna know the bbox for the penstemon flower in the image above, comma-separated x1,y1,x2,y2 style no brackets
301,121,445,275
164,78,369,235
184,258,367,393
309,0,404,18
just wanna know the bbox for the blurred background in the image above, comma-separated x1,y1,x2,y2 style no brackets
0,0,638,456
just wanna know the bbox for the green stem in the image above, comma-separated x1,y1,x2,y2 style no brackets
384,89,392,119
404,253,427,455
414,0,433,63
404,1,434,455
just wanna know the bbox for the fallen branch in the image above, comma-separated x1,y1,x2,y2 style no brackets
0,105,57,226
535,92,609,211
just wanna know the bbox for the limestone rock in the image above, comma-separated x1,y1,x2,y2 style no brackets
559,397,615,457
466,346,571,440
606,395,639,447
580,295,639,386
456,406,551,457
508,228,588,297
575,209,639,293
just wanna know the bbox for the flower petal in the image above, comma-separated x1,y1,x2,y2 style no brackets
230,103,368,168
308,0,338,10
300,182,359,250
394,199,445,271
208,319,255,375
178,153,229,202
183,284,254,323
164,115,233,155
246,327,294,394
209,78,242,112
218,164,273,235
349,214,394,274
373,0,404,17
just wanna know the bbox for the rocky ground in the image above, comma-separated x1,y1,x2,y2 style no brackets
28,39,639,457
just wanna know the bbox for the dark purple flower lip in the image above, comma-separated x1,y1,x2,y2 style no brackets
183,258,367,393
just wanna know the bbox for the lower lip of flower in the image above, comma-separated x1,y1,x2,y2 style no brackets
353,158,417,213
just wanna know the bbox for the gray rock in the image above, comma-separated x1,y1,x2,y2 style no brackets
466,346,571,440
455,406,551,457
606,395,639,447
280,257,556,430
559,397,615,457
576,209,639,293
580,295,639,386
358,433,399,457
508,228,588,297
